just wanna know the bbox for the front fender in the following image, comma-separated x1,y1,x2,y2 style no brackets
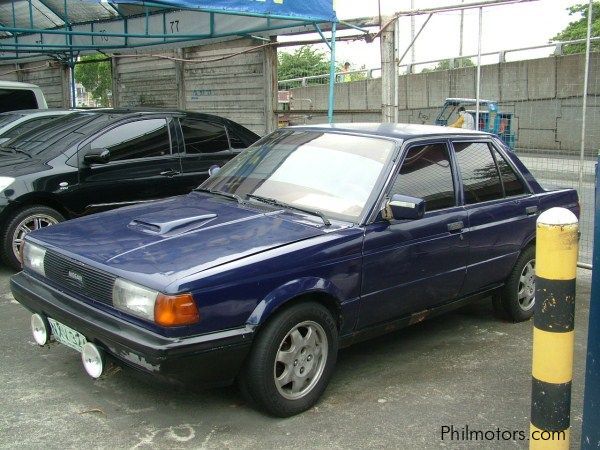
246,277,345,327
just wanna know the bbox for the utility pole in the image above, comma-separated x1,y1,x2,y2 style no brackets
459,0,465,66
410,0,415,63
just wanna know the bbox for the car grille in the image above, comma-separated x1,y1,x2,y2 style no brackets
43,250,115,305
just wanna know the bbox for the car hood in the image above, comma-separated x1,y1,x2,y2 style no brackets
0,154,48,176
29,192,335,288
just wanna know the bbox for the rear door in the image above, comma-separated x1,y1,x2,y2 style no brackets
452,139,538,296
76,117,182,215
359,141,469,328
177,117,236,192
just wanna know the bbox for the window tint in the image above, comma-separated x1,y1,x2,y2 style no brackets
493,147,527,197
227,128,248,149
390,143,456,211
181,119,230,154
454,142,503,204
90,119,171,161
0,89,38,113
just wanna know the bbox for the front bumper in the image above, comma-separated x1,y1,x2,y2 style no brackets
11,272,254,387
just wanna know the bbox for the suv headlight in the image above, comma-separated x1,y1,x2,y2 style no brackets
22,242,46,276
112,278,200,326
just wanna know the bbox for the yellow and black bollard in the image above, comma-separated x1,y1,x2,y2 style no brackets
530,207,579,449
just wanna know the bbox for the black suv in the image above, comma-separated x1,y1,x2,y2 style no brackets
0,109,260,269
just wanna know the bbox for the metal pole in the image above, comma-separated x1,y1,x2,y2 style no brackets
410,0,415,63
459,0,465,65
581,153,600,448
327,21,336,124
578,0,593,195
397,14,432,66
394,17,399,122
475,7,482,128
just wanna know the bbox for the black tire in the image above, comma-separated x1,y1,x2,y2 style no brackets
238,302,338,417
1,205,65,270
493,245,536,322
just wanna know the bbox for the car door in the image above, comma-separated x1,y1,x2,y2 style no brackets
177,117,236,192
76,117,182,215
359,141,469,329
452,139,539,296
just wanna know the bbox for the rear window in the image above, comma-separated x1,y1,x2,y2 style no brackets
0,89,38,113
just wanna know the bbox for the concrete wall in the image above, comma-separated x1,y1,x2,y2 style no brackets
113,38,276,135
0,61,69,108
288,52,600,156
0,38,276,136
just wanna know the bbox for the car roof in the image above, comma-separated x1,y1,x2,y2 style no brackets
0,81,41,90
289,123,491,140
0,109,74,117
71,108,236,124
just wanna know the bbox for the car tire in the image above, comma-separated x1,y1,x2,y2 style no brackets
493,245,536,322
238,302,338,417
1,205,64,270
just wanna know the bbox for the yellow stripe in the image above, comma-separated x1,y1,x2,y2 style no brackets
532,328,574,384
536,223,579,280
529,424,569,450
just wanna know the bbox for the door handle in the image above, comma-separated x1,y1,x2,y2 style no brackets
160,169,180,177
447,221,465,232
526,206,539,216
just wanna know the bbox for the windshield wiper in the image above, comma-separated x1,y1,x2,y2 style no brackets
0,146,31,158
246,194,331,227
195,187,243,203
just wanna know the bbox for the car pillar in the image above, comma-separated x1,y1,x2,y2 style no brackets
529,207,579,449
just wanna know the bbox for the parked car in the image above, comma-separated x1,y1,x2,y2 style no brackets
0,109,259,269
11,124,579,417
0,109,75,145
0,81,48,112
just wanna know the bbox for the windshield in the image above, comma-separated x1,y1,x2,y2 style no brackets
0,113,23,129
201,130,397,222
0,112,110,157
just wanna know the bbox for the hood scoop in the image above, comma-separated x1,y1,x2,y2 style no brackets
128,208,217,236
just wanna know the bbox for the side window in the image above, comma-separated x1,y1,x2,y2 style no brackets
227,127,248,149
180,119,230,154
0,89,38,113
454,141,503,204
493,147,527,197
90,119,171,161
389,143,456,212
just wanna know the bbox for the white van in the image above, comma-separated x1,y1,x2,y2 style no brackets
0,81,47,113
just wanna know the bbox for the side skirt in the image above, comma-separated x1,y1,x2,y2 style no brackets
339,284,503,348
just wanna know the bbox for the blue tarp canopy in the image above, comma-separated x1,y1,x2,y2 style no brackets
0,0,337,58
109,0,337,22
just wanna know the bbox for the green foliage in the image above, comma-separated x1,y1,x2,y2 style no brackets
421,57,475,73
74,55,112,106
552,2,600,54
278,46,330,84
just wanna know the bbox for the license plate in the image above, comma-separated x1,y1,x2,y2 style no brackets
48,317,87,352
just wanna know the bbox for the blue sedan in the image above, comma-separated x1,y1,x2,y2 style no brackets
11,123,579,416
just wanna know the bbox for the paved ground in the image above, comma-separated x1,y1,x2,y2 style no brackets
0,267,592,449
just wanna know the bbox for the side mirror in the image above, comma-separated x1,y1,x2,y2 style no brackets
383,194,425,221
84,149,110,165
208,165,221,177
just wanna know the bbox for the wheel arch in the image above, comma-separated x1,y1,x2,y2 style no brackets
0,193,70,228
247,278,344,331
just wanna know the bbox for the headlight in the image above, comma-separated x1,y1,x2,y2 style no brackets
112,278,200,326
22,242,46,276
112,278,158,321
0,176,14,192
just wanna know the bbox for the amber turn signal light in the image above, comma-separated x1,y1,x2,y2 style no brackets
154,293,200,326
